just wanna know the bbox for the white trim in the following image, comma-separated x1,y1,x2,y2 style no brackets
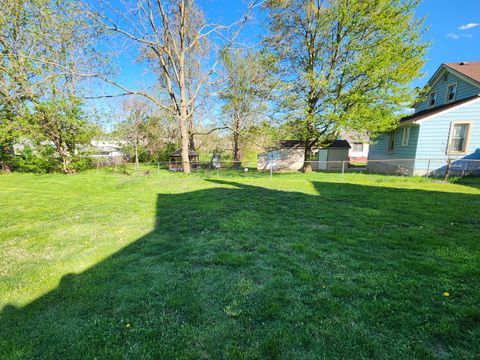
445,66,480,88
402,95,480,125
447,121,472,155
429,65,480,90
387,131,396,152
428,91,437,108
413,65,480,108
427,66,448,91
445,82,458,103
401,127,410,146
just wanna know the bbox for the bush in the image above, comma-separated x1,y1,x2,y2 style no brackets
71,153,94,172
15,145,60,173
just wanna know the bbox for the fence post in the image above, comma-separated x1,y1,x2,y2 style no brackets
444,158,452,182
426,159,430,178
270,160,273,179
342,161,346,177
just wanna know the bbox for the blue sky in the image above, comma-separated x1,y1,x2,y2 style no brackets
414,0,480,87
91,0,480,127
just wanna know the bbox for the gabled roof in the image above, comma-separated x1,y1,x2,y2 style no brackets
445,61,480,85
170,148,198,157
279,140,304,148
401,95,480,123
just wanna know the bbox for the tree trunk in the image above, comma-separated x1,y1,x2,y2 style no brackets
134,140,139,173
179,112,191,174
52,136,75,174
59,147,75,174
188,114,196,152
232,116,241,169
189,132,196,152
0,143,13,172
303,141,313,173
178,1,191,174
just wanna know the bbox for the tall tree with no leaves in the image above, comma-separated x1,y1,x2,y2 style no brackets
265,0,427,171
87,0,260,173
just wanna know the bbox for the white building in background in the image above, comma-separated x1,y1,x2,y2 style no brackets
90,138,127,159
257,140,351,171
339,133,370,162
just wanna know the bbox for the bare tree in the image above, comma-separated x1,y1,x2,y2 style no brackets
85,0,261,173
120,98,150,172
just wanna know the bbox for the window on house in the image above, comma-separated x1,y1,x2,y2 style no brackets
449,123,470,153
352,143,364,152
428,91,437,107
446,83,457,102
401,127,410,146
387,132,395,152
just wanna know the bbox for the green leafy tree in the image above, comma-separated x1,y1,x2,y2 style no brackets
220,49,279,167
0,0,103,173
26,97,97,173
265,0,428,171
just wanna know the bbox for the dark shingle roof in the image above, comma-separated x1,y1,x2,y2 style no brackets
401,95,480,123
323,140,351,148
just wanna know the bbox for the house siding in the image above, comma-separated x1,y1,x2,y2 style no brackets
368,100,480,175
367,125,420,175
416,70,479,112
413,100,480,174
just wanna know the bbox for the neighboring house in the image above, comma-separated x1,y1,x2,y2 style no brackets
90,138,127,159
257,140,350,171
368,61,480,176
340,132,370,162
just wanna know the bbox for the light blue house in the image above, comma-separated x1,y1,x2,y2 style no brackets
368,61,480,176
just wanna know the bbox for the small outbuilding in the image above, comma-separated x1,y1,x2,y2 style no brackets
168,148,200,171
257,139,351,172
313,140,351,171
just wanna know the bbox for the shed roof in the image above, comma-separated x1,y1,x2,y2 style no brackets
323,139,351,149
169,148,198,157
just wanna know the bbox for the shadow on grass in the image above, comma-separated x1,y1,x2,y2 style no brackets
1,180,479,359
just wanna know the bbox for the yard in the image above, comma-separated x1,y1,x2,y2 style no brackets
1,169,479,359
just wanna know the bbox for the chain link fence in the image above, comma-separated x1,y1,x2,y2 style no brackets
92,156,480,179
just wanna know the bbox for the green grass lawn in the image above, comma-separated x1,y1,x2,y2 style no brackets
1,169,479,359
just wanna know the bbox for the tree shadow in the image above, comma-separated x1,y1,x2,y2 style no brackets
1,180,479,359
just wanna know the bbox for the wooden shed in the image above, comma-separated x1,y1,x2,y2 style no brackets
313,140,351,171
168,148,200,171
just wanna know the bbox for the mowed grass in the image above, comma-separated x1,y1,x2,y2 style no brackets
1,168,479,359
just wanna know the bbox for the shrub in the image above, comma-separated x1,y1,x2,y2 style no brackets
15,145,60,173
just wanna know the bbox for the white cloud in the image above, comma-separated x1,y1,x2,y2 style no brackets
447,33,473,39
458,23,479,30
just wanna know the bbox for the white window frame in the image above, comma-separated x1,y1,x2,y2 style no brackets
447,122,471,154
401,127,410,146
387,132,395,152
352,143,364,153
445,83,458,103
428,91,437,108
